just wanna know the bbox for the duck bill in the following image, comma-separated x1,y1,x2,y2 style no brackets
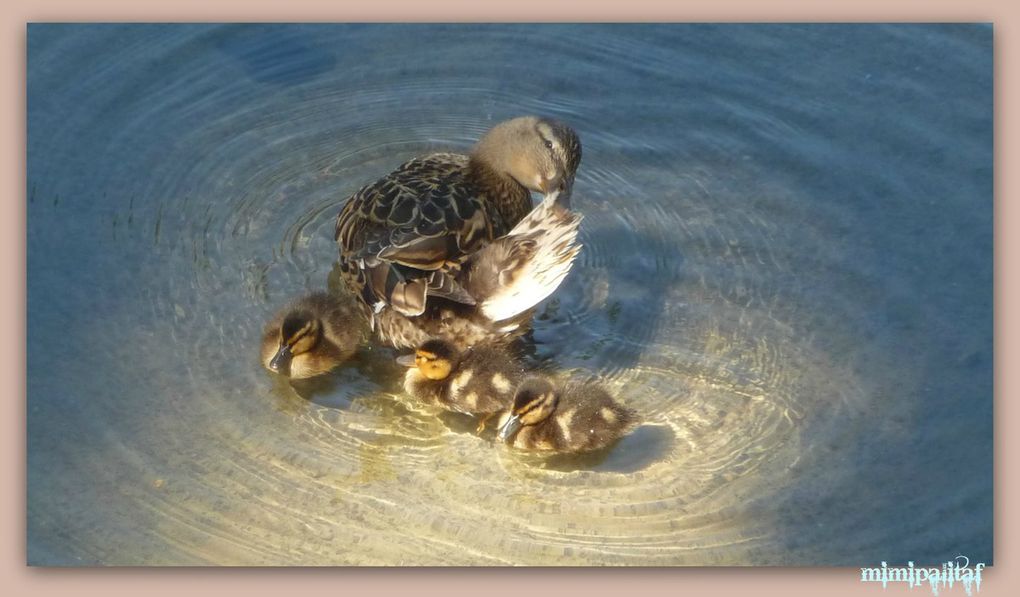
269,345,292,372
556,177,573,206
395,353,416,367
558,175,575,196
496,414,522,443
540,180,572,209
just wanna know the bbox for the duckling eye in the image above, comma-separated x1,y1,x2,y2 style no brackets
543,139,553,150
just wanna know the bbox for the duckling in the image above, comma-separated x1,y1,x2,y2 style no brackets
397,338,526,427
335,116,582,323
496,376,637,453
261,292,369,379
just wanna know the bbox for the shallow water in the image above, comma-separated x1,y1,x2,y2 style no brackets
27,24,992,565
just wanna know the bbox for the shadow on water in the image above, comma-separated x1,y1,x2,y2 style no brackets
428,414,674,475
536,425,676,474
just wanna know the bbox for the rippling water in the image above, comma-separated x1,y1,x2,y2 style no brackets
27,24,992,565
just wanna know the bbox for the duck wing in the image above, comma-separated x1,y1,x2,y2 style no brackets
335,153,494,316
462,191,583,322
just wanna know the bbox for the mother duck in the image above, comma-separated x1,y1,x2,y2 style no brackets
334,116,583,348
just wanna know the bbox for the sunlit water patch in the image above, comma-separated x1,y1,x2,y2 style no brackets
28,24,991,565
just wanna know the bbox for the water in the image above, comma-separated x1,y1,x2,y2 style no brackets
27,24,992,566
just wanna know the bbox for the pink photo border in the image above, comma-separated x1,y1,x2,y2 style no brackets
5,2,1014,596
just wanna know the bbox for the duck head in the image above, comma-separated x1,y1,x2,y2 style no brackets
471,116,582,203
396,338,460,381
267,310,323,376
497,376,560,442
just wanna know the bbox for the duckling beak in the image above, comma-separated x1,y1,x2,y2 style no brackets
395,354,416,367
269,345,292,373
496,414,522,443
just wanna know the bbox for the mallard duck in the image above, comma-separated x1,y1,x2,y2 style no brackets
260,292,368,379
495,376,637,453
397,338,526,426
334,116,582,326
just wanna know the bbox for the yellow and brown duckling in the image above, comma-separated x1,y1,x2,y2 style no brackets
495,376,637,453
335,115,582,324
261,292,368,379
397,338,526,426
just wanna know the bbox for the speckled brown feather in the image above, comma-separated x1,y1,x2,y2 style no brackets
335,152,526,316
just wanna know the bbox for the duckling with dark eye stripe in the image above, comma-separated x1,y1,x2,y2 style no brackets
397,338,525,429
496,376,637,453
261,292,368,379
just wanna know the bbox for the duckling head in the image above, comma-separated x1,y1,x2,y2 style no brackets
471,116,582,199
267,311,323,375
397,338,460,381
497,376,560,442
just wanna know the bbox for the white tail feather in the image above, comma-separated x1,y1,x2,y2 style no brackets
478,192,583,322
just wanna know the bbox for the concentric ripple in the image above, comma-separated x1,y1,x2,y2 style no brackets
28,24,992,565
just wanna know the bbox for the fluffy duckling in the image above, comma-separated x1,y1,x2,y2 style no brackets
335,116,582,321
496,376,637,453
397,338,526,425
261,292,368,379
